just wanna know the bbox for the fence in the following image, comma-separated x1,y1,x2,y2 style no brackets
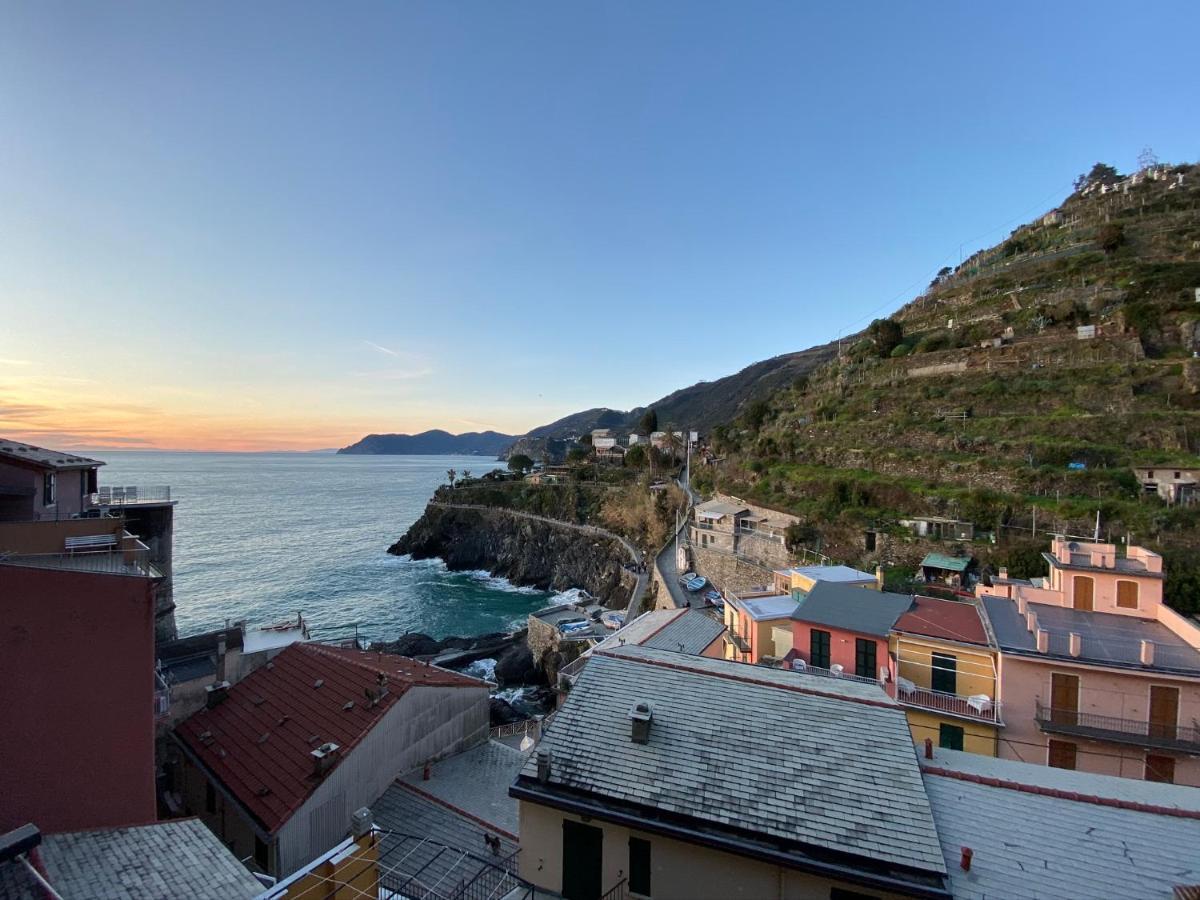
89,486,172,506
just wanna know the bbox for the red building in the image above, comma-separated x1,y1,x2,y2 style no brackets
0,563,160,833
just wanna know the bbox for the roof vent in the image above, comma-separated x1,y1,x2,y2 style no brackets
1140,639,1155,666
205,680,231,709
351,807,373,839
630,701,654,744
537,748,552,784
1068,632,1082,657
311,742,341,776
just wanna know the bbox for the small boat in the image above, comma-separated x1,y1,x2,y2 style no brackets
704,590,722,603
686,575,708,592
559,620,592,635
600,611,625,630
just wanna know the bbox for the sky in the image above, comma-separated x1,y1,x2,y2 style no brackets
1,3,1197,451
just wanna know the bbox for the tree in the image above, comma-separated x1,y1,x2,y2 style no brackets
624,444,647,468
867,318,904,357
566,447,589,464
461,470,471,481
659,428,684,464
744,399,771,431
507,454,533,474
1097,222,1126,254
637,409,658,435
445,469,457,488
579,433,593,446
1074,162,1120,192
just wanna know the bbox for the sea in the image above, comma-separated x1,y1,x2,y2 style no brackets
97,451,578,647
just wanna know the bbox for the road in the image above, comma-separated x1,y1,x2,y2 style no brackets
653,461,705,610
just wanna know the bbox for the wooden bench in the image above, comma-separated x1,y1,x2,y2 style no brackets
64,533,119,553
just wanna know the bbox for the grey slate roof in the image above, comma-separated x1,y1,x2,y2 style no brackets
0,819,261,899
520,645,944,876
790,581,914,637
640,608,725,654
399,739,526,836
0,438,103,470
922,749,1200,900
982,595,1200,672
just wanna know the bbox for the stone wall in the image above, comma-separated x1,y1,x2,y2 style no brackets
691,546,777,595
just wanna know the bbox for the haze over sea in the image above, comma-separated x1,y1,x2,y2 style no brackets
97,451,568,644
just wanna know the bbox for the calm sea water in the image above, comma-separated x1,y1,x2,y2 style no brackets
97,451,569,644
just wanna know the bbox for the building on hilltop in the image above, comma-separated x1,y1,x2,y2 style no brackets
977,537,1200,785
512,644,950,899
171,642,490,878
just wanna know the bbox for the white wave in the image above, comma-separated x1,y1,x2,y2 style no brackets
465,570,544,595
462,657,498,682
546,587,590,606
493,686,531,706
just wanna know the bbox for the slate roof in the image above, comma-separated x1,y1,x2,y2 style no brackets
640,608,725,653
0,438,103,471
175,643,485,833
694,499,748,518
893,596,991,646
920,553,974,572
589,609,682,654
981,595,1200,672
516,645,945,880
921,748,1200,900
789,581,914,637
0,819,261,899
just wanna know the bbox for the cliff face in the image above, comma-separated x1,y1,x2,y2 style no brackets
389,505,635,607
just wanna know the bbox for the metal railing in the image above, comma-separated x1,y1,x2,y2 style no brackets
897,684,1002,724
489,718,542,741
793,662,880,685
154,670,171,719
600,877,629,900
1036,702,1200,752
88,485,172,507
0,547,161,577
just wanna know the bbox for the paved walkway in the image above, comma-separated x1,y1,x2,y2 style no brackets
654,463,703,609
429,502,648,618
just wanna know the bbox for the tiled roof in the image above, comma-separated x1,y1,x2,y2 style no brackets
790,581,914,637
0,438,103,471
175,643,484,833
0,819,261,899
921,748,1200,900
920,553,974,572
640,608,725,653
517,645,945,878
893,596,991,646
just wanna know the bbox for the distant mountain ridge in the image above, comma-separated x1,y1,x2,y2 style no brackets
337,430,516,456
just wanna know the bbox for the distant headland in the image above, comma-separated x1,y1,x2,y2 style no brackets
336,429,517,456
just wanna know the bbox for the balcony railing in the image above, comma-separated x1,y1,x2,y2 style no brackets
154,670,171,720
793,661,881,686
0,547,162,578
1035,702,1200,752
88,485,172,507
898,683,1002,724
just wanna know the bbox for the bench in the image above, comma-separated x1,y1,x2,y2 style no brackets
64,534,119,553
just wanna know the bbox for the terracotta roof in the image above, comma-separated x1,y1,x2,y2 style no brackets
174,643,483,833
893,596,990,645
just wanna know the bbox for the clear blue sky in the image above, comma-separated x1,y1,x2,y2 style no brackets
2,2,1197,449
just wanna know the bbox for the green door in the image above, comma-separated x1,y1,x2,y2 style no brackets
562,820,603,900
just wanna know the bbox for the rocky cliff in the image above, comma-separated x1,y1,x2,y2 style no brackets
389,505,636,607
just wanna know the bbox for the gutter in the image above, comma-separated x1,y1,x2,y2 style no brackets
510,781,951,900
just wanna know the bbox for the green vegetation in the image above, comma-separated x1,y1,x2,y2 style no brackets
507,454,534,474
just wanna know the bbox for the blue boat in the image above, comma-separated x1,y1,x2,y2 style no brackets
686,575,708,592
704,590,722,603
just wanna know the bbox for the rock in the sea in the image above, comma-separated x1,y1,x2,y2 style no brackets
489,697,522,726
493,641,539,687
380,632,443,656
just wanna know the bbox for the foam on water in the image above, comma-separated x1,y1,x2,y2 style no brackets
462,657,497,682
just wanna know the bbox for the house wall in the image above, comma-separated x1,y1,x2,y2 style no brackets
517,802,913,900
1044,565,1163,617
274,683,489,875
999,654,1200,785
0,517,124,554
771,625,794,658
892,636,997,700
903,709,998,756
180,759,268,872
790,620,892,682
0,463,93,522
0,565,156,832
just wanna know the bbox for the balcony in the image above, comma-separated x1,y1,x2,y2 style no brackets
898,683,1003,725
792,660,882,686
88,485,173,508
0,544,162,578
725,631,751,653
1035,702,1200,753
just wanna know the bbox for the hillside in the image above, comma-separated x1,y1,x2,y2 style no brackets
690,160,1200,610
337,429,516,456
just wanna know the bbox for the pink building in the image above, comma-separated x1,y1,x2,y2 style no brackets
787,581,912,684
977,537,1200,785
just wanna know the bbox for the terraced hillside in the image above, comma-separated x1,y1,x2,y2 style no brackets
696,161,1200,610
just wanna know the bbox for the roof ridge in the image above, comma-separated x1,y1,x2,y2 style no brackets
922,766,1200,819
596,649,896,710
638,607,689,645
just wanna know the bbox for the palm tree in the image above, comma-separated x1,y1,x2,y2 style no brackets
660,427,684,465
446,468,457,488
461,470,472,482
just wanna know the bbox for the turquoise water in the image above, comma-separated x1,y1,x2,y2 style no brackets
96,451,568,643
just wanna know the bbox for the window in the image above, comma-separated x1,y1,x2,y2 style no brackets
810,630,831,669
1175,471,1182,480
938,723,964,751
254,835,270,871
629,837,651,896
1145,754,1176,784
205,783,217,814
854,638,876,679
931,653,957,694
1116,580,1139,609
1048,739,1077,770
43,472,56,506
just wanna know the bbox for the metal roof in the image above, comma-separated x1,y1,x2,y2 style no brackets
175,643,486,833
919,553,974,572
517,645,945,878
640,608,725,653
790,581,915,638
786,564,878,584
0,438,103,471
739,593,800,621
981,596,1200,672
893,596,991,646
922,748,1200,900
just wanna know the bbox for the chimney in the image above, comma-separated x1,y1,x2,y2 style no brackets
537,748,552,784
630,701,654,745
924,737,933,760
960,847,973,872
1036,628,1049,653
311,742,341,777
1140,640,1155,666
875,565,884,590
1068,632,1081,657
1016,596,1027,615
998,566,1008,580
350,807,373,839
205,680,231,709
216,634,228,683
1025,610,1038,633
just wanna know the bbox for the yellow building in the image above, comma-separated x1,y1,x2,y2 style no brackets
889,596,1002,756
722,590,798,663
772,563,882,596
